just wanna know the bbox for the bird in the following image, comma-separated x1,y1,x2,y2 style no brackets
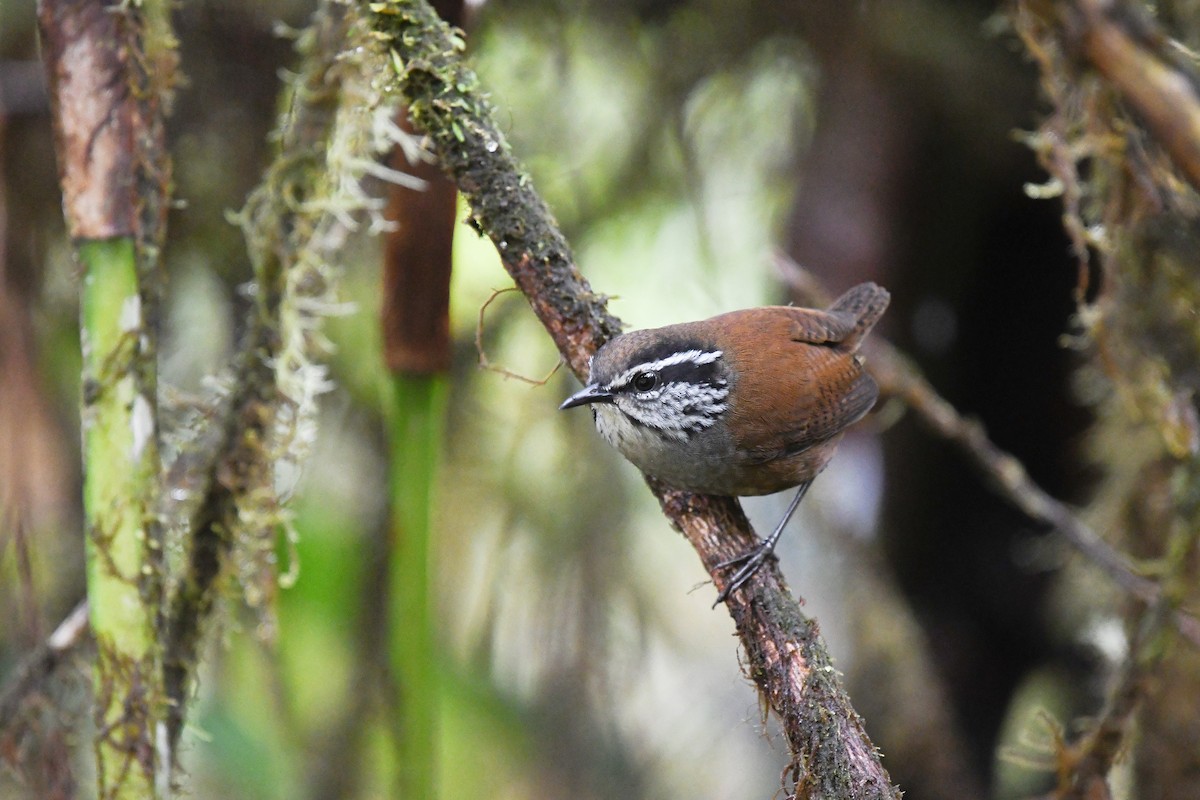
560,282,889,604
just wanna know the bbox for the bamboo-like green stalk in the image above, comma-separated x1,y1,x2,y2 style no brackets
38,0,173,791
387,373,446,799
79,236,163,800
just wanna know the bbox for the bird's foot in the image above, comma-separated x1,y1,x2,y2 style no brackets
712,542,777,607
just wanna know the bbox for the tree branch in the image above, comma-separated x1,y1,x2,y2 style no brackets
161,0,351,761
368,2,900,796
1053,0,1200,194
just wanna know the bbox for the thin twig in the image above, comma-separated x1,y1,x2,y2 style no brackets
475,287,563,385
874,343,1200,646
0,600,90,733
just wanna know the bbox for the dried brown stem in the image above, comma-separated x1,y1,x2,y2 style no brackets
37,0,137,240
1053,0,1200,194
370,2,900,796
382,107,456,374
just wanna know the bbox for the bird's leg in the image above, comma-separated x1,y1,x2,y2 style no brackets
712,480,813,606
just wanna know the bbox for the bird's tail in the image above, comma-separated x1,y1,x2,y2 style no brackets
827,282,890,352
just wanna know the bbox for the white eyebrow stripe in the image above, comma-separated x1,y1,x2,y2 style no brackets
610,349,723,389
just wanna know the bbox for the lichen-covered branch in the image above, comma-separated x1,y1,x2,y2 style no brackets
367,2,900,796
1039,0,1200,194
161,0,369,763
370,3,623,372
1013,1,1200,794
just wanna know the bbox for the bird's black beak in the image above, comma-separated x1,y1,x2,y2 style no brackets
559,384,615,410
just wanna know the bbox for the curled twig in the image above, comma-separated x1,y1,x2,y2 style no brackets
474,286,563,386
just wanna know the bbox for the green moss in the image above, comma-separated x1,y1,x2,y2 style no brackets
369,0,624,370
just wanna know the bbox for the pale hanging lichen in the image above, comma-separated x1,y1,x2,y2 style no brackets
216,1,431,627
158,4,433,760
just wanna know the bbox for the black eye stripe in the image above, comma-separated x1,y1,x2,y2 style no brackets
614,361,725,393
604,347,725,393
657,360,723,387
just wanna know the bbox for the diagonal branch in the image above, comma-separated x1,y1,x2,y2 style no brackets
367,2,900,796
1051,0,1200,194
872,339,1200,648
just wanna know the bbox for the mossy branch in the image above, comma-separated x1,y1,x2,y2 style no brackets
367,2,900,796
1013,0,1200,793
161,0,357,763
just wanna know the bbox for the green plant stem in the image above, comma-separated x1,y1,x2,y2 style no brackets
79,236,162,800
387,373,446,799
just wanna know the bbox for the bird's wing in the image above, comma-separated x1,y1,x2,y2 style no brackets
783,282,891,352
717,305,880,465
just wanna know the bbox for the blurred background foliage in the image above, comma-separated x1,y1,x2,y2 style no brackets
0,0,1134,798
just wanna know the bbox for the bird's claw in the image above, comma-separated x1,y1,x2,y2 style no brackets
712,543,777,607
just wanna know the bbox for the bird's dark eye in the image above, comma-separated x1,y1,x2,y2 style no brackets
632,371,659,392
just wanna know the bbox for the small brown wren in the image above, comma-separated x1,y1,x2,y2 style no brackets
560,282,889,603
